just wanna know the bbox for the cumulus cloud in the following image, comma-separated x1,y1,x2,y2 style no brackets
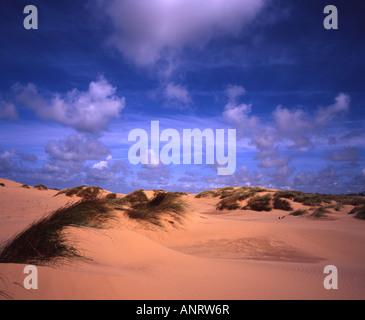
14,77,125,132
0,100,18,120
92,155,113,169
222,89,357,189
223,85,259,135
163,83,192,108
97,0,265,67
46,134,110,162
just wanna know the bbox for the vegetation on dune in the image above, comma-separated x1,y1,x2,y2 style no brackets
0,199,116,265
0,276,12,300
55,186,102,199
243,194,273,212
110,191,187,227
290,209,308,216
0,188,189,266
0,183,5,187
348,205,365,220
273,197,293,211
195,187,237,199
33,184,48,191
309,206,331,219
105,193,117,200
21,184,30,189
215,187,266,211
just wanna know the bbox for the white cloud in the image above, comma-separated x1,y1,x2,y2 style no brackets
164,83,192,108
93,155,113,169
223,85,259,134
0,100,18,120
46,134,110,162
225,85,246,105
14,77,125,132
316,93,350,126
98,0,265,67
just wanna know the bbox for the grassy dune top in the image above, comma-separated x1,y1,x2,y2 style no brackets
196,186,365,220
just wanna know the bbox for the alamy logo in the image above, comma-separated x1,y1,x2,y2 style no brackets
324,5,338,30
23,5,38,30
128,121,237,176
323,265,338,290
23,265,38,290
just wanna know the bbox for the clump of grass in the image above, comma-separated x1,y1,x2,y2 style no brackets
195,187,239,199
333,203,344,212
105,193,117,200
0,276,12,300
119,192,187,227
33,184,48,191
348,205,365,220
173,191,188,196
273,197,293,211
21,184,30,189
0,183,5,187
55,186,102,200
309,206,331,219
195,190,218,199
0,199,115,265
274,191,334,206
290,209,308,216
215,187,267,211
216,197,241,211
338,196,365,207
121,189,148,204
243,194,273,212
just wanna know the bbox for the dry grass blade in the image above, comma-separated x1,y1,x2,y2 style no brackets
0,199,115,265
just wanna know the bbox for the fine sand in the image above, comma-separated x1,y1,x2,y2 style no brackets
0,178,364,300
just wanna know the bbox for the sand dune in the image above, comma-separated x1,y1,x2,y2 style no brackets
0,178,365,300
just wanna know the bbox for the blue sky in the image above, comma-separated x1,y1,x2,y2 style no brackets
0,0,364,194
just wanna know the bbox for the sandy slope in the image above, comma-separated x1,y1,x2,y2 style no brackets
0,179,365,300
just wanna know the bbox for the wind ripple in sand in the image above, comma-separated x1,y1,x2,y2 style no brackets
172,238,324,263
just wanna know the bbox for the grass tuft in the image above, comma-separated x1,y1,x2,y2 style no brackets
309,206,331,219
0,199,115,265
55,186,102,200
243,194,273,212
348,205,365,220
290,209,308,216
273,197,293,211
215,187,266,211
114,191,187,227
33,184,48,191
105,193,117,200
